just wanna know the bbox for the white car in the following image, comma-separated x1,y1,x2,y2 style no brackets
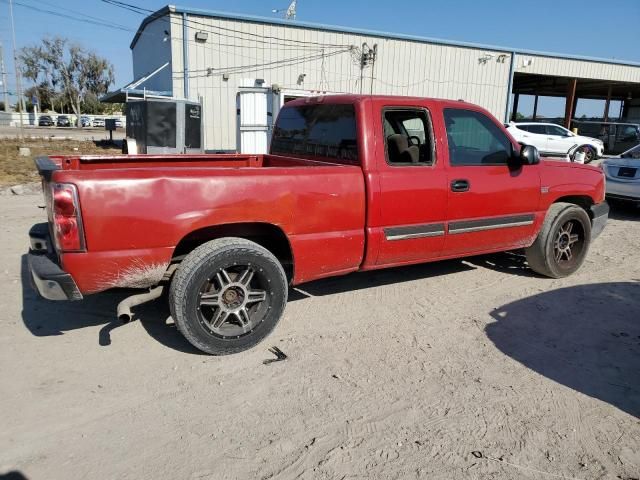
506,122,604,163
602,143,640,205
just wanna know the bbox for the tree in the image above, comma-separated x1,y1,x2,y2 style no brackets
19,37,115,126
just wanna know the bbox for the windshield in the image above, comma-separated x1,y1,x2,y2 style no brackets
621,143,640,159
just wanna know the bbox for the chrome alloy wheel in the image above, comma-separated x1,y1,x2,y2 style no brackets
553,220,584,267
197,266,269,338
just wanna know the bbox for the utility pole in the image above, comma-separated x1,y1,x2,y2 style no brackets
0,42,10,112
9,0,25,137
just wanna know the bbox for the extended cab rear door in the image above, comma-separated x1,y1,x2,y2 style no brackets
441,107,541,256
368,102,448,266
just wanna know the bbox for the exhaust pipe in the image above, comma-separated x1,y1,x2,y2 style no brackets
117,286,164,323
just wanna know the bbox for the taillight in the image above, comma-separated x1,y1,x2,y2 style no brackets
52,183,85,252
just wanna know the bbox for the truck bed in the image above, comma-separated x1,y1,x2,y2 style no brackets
37,153,366,292
47,153,347,172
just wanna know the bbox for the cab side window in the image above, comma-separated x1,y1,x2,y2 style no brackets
383,109,434,166
617,125,640,141
444,109,512,166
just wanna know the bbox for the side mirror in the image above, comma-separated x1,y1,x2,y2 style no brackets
519,144,540,165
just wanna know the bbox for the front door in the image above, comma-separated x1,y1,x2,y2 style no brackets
374,106,448,266
545,124,574,155
442,108,541,256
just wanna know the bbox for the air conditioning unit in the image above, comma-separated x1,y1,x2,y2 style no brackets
125,98,203,154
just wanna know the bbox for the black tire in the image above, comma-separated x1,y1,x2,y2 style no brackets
525,203,591,278
572,145,596,164
169,237,288,355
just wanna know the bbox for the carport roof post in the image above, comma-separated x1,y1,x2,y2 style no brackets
564,79,577,128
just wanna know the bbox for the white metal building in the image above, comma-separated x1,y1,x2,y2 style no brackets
114,5,640,152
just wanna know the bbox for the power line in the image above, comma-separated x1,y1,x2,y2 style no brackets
36,0,132,30
0,0,132,32
179,13,350,49
176,48,352,74
99,0,352,49
178,48,352,78
3,0,353,87
101,0,151,15
6,0,330,56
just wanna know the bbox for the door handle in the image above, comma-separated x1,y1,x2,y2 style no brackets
451,179,470,192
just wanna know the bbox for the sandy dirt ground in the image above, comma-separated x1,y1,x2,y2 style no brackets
0,193,638,480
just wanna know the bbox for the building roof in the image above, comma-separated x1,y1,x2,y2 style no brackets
131,4,640,68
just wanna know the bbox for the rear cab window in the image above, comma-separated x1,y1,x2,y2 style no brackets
444,108,512,166
270,103,358,164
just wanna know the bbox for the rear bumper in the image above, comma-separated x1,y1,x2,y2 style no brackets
590,202,609,240
606,193,640,204
28,223,82,301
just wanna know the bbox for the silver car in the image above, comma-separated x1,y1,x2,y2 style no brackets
602,144,640,204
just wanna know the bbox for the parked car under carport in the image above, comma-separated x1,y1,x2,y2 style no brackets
602,143,640,205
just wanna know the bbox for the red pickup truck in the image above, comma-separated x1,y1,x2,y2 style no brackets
28,95,608,355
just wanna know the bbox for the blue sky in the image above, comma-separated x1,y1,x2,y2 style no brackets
1,0,639,116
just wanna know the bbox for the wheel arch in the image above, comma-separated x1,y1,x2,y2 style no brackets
172,222,294,282
551,195,594,218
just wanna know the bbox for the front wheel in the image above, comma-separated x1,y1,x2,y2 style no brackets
169,238,288,355
525,203,591,278
572,145,596,164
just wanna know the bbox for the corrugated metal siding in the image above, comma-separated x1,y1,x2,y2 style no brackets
169,14,511,150
153,13,640,151
131,16,173,92
515,54,640,82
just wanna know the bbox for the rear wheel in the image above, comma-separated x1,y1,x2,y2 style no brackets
169,238,288,355
525,203,591,278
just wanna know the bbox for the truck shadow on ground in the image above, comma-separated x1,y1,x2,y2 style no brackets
22,254,478,353
288,259,475,299
21,251,565,355
486,281,640,418
19,255,204,355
